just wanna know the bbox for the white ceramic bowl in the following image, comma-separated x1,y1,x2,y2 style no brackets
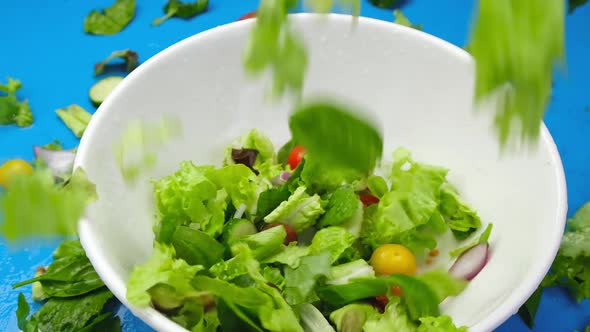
76,14,567,332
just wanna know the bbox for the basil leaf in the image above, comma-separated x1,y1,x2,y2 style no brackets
84,0,136,35
289,102,383,174
172,226,225,268
153,0,209,27
518,286,543,328
16,293,30,330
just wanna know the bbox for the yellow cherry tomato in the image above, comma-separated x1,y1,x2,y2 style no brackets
370,244,417,276
0,159,33,187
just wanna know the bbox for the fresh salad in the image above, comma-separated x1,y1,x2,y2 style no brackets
124,103,493,332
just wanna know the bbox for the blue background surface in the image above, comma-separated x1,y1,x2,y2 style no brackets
1,0,589,331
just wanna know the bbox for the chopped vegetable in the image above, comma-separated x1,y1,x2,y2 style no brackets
319,188,361,228
56,104,92,138
84,0,136,35
370,243,417,276
448,243,489,280
264,186,325,232
468,0,565,144
439,183,482,240
569,0,589,13
237,11,257,21
296,303,336,332
449,223,493,257
394,10,423,30
309,226,356,263
152,0,209,27
261,223,298,244
89,76,124,106
284,253,331,305
94,49,139,76
171,226,225,267
367,0,396,9
330,303,377,332
327,259,375,285
0,77,33,127
0,159,33,188
33,146,76,178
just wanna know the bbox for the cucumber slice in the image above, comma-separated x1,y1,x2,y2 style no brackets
223,218,257,244
89,76,124,106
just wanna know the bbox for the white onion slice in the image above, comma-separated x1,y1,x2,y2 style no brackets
449,243,489,280
33,146,76,177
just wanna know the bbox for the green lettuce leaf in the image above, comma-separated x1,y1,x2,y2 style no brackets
172,226,225,268
224,129,277,169
394,10,423,30
367,175,389,198
84,0,136,35
94,49,139,75
415,270,467,303
363,297,417,332
240,225,287,260
284,253,332,305
126,243,203,307
0,77,33,127
264,186,325,232
301,157,365,194
329,303,377,332
263,242,310,268
309,226,356,263
319,187,361,228
468,0,565,144
206,164,263,215
362,148,447,251
439,184,481,240
295,303,336,332
327,259,375,285
290,101,383,174
153,161,226,242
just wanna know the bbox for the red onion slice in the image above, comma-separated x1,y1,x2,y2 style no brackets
449,243,489,280
33,146,76,176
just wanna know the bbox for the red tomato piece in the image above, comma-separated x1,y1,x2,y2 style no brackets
237,11,257,21
360,193,380,206
287,145,306,170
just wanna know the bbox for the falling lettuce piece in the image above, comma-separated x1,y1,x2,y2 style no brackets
264,186,325,232
126,243,204,307
31,267,49,301
290,102,383,174
153,161,226,242
16,293,30,330
243,0,305,96
153,0,209,27
301,157,365,194
468,0,564,144
263,242,310,268
284,253,332,305
394,10,423,30
327,259,375,285
0,169,89,240
296,303,336,332
329,303,377,332
517,286,543,328
63,167,98,203
84,0,136,35
309,226,356,263
319,188,361,228
0,77,33,127
56,105,92,138
362,148,447,251
439,184,481,239
114,117,182,184
449,223,493,257
569,0,589,13
94,49,139,75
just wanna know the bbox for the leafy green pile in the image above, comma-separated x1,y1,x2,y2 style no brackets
15,241,121,332
519,202,590,328
468,0,565,144
126,102,486,331
0,78,33,127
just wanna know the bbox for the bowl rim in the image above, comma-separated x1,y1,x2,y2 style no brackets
76,12,568,332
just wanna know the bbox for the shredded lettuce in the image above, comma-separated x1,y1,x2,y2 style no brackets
206,164,264,215
263,242,311,268
329,303,377,332
283,253,332,305
439,183,481,240
126,243,203,307
327,259,375,285
264,186,325,232
309,226,356,263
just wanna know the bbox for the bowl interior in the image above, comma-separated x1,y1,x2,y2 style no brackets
76,14,567,332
